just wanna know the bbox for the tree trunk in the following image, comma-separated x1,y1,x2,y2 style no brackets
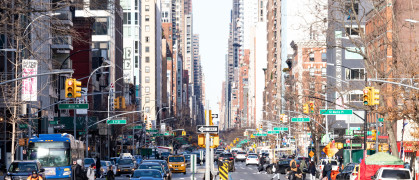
385,119,399,158
315,134,320,164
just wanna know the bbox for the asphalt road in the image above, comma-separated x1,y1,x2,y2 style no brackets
227,161,287,180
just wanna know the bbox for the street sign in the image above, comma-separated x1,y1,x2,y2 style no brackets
378,118,384,122
146,129,158,132
196,125,219,133
107,120,126,124
164,132,170,136
212,114,219,118
254,133,267,136
319,109,353,115
128,126,143,129
353,130,363,135
273,127,289,131
53,124,65,129
58,103,89,109
49,120,59,125
291,118,310,122
19,124,28,129
128,135,133,138
268,130,280,134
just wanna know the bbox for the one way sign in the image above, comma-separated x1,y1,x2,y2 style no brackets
196,125,219,133
212,114,218,118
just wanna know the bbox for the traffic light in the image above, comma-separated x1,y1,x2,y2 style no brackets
209,110,213,125
146,122,151,130
73,79,82,98
309,101,314,113
303,103,309,114
211,135,220,148
372,129,377,141
363,87,372,106
198,134,205,147
280,114,284,122
283,114,288,123
65,78,74,98
182,130,186,136
114,97,120,109
121,97,126,109
373,88,380,105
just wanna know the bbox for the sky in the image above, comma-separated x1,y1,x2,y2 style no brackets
193,0,231,116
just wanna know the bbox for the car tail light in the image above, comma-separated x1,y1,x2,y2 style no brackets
230,157,234,160
247,159,249,161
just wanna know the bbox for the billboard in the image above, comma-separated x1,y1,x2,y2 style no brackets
21,59,38,101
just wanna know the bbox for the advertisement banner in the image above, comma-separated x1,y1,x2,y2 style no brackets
21,60,38,101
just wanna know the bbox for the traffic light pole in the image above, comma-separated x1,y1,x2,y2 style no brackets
364,73,368,152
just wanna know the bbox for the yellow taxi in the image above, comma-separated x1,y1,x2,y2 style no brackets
167,155,186,174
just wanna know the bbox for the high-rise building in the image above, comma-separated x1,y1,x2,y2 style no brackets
141,0,163,129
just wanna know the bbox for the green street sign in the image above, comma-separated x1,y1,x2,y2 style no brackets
49,120,59,125
319,109,353,115
254,133,267,136
146,129,158,132
164,133,169,136
128,135,133,138
307,133,311,135
78,132,85,135
291,118,310,122
58,104,89,109
268,130,280,134
273,127,289,131
176,137,183,140
107,120,126,124
378,118,384,122
19,124,28,129
128,126,143,129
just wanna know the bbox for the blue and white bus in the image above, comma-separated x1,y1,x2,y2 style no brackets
27,133,84,180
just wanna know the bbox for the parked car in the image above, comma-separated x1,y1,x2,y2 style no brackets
349,165,359,180
142,160,172,180
138,163,166,180
336,163,357,180
84,158,96,171
371,167,411,180
265,159,292,174
130,169,164,180
235,151,247,162
116,158,135,176
245,155,259,166
5,160,45,180
100,161,112,177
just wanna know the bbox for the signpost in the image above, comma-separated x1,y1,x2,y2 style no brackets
196,125,219,133
58,103,89,109
273,127,289,131
107,120,127,124
212,114,218,118
253,133,267,137
319,109,353,115
268,131,280,134
291,118,310,122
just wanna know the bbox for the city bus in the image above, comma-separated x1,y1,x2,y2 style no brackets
27,133,84,179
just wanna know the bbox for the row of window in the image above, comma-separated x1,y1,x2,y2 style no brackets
308,68,365,80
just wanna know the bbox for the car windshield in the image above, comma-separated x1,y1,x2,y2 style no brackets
139,165,162,171
162,152,170,156
343,165,354,172
85,159,95,165
237,152,246,154
133,170,162,178
9,163,38,173
280,161,289,164
118,159,133,165
101,162,107,166
381,169,410,179
169,156,184,162
222,154,233,157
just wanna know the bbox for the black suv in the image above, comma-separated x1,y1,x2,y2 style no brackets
5,160,45,180
218,153,235,172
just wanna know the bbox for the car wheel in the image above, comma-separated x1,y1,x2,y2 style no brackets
246,164,248,166
266,167,272,174
183,171,186,174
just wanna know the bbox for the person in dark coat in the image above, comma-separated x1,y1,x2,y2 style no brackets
308,161,316,180
324,161,333,180
228,159,234,179
75,159,87,180
95,157,101,178
106,166,115,180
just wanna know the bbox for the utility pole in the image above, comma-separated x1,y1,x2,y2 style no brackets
205,105,210,180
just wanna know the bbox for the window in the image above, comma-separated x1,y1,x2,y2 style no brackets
322,84,327,91
145,107,150,113
145,76,150,83
345,1,359,20
348,93,363,102
145,25,150,32
93,17,108,35
145,46,150,53
145,87,150,93
145,56,150,63
145,5,150,11
322,53,327,62
345,68,365,80
321,68,327,76
309,53,314,61
145,15,150,22
90,0,108,10
145,97,150,103
145,66,150,73
135,56,139,68
135,0,138,10
309,83,315,90
345,26,364,36
145,36,150,43
123,13,131,24
134,41,139,54
309,68,315,76
135,13,138,25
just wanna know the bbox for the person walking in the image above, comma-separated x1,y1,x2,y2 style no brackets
75,159,87,180
271,160,280,180
86,164,95,180
106,166,115,180
308,161,316,180
299,158,307,180
289,157,298,180
95,157,101,178
324,161,332,180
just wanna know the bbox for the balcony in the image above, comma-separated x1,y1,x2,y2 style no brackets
51,36,73,50
52,11,73,27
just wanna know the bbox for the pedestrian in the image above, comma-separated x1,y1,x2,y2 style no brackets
106,166,115,180
95,156,101,178
338,156,343,167
75,159,87,180
299,158,307,180
228,159,234,180
87,163,95,180
289,157,298,180
308,161,316,180
294,168,303,180
271,161,280,180
27,170,43,180
324,160,332,180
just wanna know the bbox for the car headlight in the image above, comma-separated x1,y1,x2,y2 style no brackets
169,164,172,167
181,164,185,166
4,176,11,180
63,171,71,176
117,168,120,171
